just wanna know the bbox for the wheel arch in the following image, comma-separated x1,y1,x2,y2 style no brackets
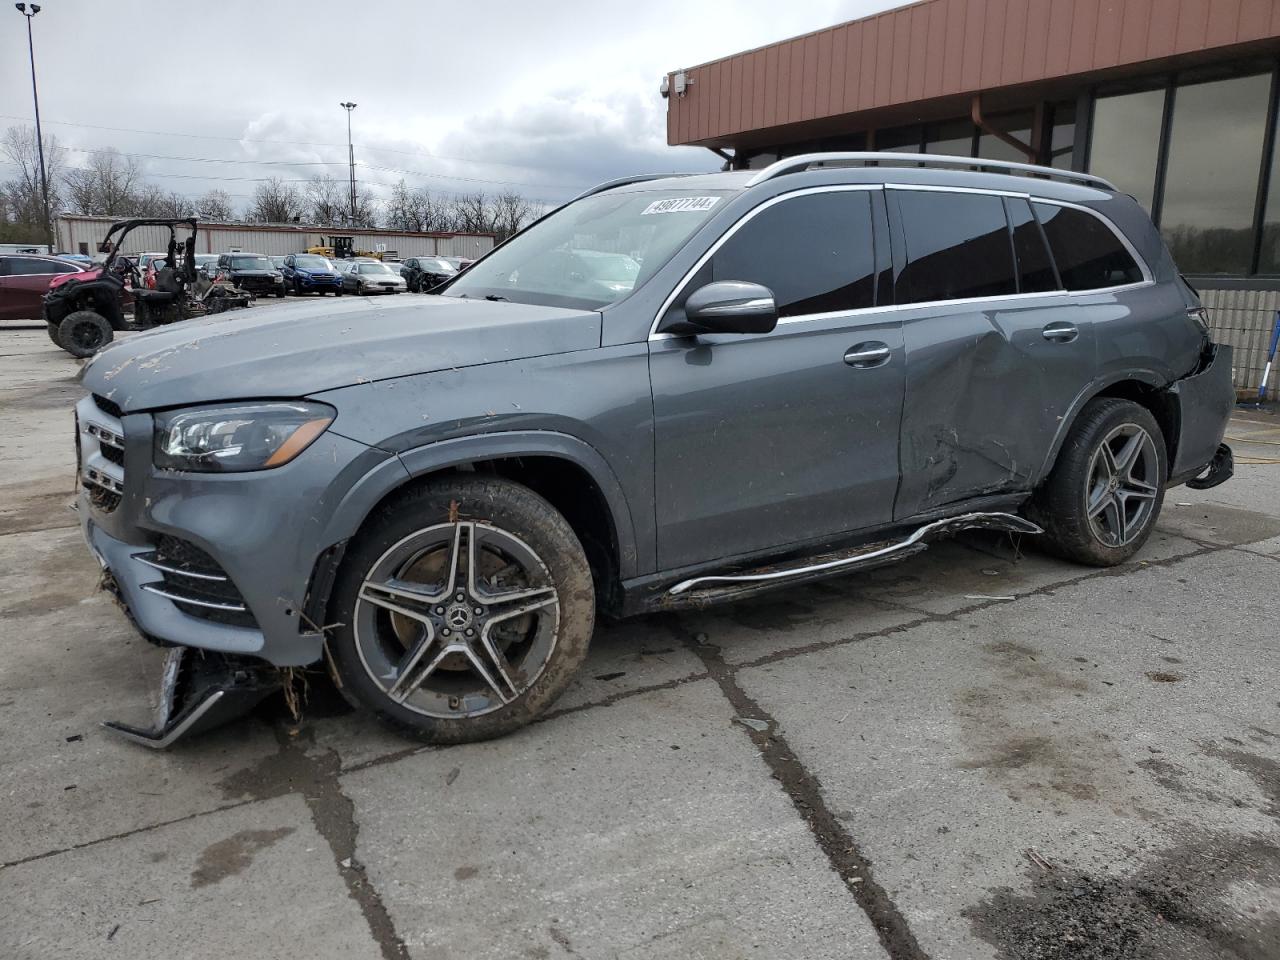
1037,374,1180,485
312,431,639,621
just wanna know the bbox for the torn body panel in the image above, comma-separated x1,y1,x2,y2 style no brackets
895,296,1093,519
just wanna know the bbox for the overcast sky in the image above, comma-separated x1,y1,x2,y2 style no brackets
1,0,902,212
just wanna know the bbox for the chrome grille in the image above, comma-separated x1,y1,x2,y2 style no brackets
77,395,125,513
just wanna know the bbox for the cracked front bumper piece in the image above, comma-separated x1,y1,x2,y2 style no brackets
102,646,280,749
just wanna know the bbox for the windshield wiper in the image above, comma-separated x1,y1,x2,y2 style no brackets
484,294,509,302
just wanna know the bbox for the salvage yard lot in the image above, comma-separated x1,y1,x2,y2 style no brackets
2,326,1279,960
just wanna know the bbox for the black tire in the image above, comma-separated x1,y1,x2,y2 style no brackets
291,279,302,296
1029,398,1167,566
46,320,60,345
408,276,419,293
276,288,287,299
327,477,595,743
57,310,113,358
335,287,344,297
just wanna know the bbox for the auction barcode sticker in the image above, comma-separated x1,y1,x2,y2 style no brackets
640,196,721,215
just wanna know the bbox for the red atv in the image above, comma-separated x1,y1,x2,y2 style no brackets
44,217,247,358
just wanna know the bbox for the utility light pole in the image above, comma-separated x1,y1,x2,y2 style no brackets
340,101,357,225
16,3,53,254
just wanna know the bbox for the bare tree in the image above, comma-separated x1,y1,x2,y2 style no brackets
1,124,65,241
385,179,419,232
133,186,194,218
196,189,236,221
249,177,305,223
490,189,541,240
304,174,346,225
448,192,495,233
62,148,143,216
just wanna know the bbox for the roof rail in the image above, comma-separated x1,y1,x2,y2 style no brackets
744,152,1116,192
570,173,692,203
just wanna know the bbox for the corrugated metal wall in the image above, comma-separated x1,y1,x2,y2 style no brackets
56,217,495,260
668,0,1280,146
1202,287,1280,394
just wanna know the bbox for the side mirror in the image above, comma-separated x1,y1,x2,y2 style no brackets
660,281,778,336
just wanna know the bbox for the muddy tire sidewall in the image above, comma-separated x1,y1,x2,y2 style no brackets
1029,398,1167,567
327,476,595,744
57,310,113,359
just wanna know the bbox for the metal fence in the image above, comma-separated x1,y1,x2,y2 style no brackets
1201,287,1280,394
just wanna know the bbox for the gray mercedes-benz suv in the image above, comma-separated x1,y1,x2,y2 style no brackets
74,153,1234,746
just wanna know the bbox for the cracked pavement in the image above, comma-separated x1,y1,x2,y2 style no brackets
2,327,1279,959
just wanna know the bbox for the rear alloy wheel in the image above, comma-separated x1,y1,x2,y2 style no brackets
328,478,594,743
1030,398,1167,566
57,310,113,358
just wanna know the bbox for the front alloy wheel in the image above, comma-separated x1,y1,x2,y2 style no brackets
355,521,560,717
328,477,594,742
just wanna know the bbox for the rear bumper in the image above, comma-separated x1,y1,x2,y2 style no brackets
1169,343,1235,487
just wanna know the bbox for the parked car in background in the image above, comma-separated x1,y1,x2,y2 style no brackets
0,254,84,322
401,256,458,292
270,256,288,270
135,251,168,280
215,252,287,298
341,260,406,294
281,253,344,296
193,254,219,276
56,253,94,266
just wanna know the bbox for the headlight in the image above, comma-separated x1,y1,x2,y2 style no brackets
154,402,335,472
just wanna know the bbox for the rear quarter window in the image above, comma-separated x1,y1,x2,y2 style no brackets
1032,202,1145,291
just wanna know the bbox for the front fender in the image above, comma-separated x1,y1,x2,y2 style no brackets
317,430,639,580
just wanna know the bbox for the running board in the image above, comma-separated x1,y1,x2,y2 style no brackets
666,512,1042,604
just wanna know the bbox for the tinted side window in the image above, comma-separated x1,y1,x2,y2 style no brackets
1033,202,1144,290
1006,198,1059,293
895,191,1017,304
703,191,876,317
8,257,64,276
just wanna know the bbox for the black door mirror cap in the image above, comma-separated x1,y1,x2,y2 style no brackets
660,280,778,336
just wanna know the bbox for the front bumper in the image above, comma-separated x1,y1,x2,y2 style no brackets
1168,343,1236,487
294,274,342,289
75,394,395,667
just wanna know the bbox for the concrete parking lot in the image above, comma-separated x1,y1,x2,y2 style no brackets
2,324,1279,960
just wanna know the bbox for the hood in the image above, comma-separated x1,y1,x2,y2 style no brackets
227,268,279,277
50,267,101,290
82,294,602,412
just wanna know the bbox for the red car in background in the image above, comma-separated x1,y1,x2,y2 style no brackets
0,254,85,322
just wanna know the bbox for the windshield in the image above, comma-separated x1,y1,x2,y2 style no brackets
424,258,456,272
294,254,332,270
231,256,273,270
444,189,728,309
359,262,396,274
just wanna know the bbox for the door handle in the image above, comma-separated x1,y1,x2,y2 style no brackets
844,342,891,367
1041,322,1079,343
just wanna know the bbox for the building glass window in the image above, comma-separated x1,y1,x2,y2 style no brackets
874,125,923,152
1161,72,1272,275
977,111,1034,163
1260,113,1280,274
923,119,975,158
895,191,1017,303
1048,101,1076,169
1088,88,1165,211
702,191,877,316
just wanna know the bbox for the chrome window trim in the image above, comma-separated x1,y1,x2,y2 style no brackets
647,185,1155,343
648,184,881,341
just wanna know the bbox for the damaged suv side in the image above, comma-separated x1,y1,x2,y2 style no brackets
75,153,1234,747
